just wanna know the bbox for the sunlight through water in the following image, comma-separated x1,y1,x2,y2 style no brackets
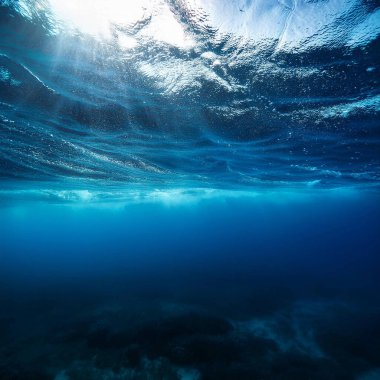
46,0,194,48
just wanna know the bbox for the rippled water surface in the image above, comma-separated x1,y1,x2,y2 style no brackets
0,0,379,194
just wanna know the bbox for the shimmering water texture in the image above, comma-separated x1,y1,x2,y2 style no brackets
0,1,380,380
0,0,379,192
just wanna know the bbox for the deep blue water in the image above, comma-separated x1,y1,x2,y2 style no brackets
1,1,380,379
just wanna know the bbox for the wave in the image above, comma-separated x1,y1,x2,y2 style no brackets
0,0,379,193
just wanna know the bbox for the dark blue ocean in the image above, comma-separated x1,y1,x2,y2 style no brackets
1,1,380,379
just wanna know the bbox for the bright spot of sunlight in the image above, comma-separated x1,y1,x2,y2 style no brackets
48,0,150,38
47,0,194,49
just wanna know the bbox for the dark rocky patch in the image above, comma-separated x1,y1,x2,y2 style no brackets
134,313,232,343
123,344,143,368
202,365,261,380
241,335,278,357
270,353,344,380
316,309,380,374
166,336,241,366
0,368,52,380
128,313,232,358
86,327,131,349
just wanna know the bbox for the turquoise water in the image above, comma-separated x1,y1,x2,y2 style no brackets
1,1,380,379
1,190,379,379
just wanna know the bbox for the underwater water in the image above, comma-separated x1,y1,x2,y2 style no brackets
0,0,380,379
